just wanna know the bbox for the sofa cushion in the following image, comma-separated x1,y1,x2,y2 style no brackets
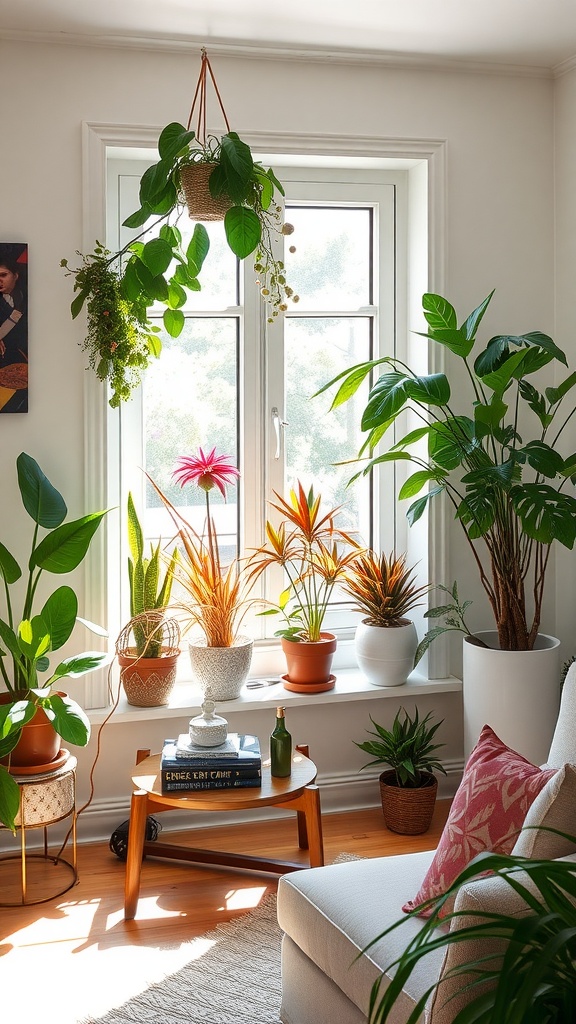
403,725,555,916
512,762,576,859
277,851,445,1019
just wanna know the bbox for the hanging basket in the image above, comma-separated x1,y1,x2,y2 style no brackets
179,163,232,222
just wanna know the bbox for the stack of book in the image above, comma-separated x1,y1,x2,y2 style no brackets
160,733,262,792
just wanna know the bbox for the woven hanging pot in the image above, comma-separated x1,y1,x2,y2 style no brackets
179,163,232,221
378,770,438,835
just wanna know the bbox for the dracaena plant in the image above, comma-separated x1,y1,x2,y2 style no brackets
319,290,576,651
248,481,360,642
342,550,430,627
0,453,109,831
355,707,446,788
126,492,178,658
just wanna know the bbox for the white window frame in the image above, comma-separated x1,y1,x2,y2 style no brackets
80,123,448,709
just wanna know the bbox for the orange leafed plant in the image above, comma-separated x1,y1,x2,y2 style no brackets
342,550,430,627
248,481,360,642
148,448,253,648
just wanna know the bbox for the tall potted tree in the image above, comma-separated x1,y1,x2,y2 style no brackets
319,290,576,760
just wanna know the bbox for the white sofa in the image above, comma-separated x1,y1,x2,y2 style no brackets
277,663,576,1024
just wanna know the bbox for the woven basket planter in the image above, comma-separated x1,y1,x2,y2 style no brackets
179,163,232,221
379,770,438,835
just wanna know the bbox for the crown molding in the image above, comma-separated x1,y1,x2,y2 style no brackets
553,53,576,77
1,28,556,79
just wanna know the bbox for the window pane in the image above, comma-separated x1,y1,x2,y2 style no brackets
284,316,372,544
143,317,239,560
285,206,372,310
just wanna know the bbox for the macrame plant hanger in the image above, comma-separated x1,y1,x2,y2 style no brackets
179,49,233,221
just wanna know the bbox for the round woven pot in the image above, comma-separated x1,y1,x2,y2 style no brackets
118,648,180,707
378,770,438,835
188,636,253,701
179,163,232,221
281,633,337,693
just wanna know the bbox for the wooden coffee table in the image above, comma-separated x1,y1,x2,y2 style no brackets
124,744,324,919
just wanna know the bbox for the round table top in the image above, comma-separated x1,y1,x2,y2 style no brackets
131,751,317,811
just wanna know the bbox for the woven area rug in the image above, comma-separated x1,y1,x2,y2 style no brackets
85,855,358,1024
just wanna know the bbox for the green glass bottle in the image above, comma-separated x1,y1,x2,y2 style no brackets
270,706,292,777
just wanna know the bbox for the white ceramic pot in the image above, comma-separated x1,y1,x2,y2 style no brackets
354,619,418,687
188,635,253,701
463,631,561,765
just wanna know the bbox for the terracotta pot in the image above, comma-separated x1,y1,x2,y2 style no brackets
378,769,438,835
188,636,253,701
0,691,61,768
281,633,337,693
119,648,180,707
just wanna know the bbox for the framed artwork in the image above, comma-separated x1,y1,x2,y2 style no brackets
0,243,28,413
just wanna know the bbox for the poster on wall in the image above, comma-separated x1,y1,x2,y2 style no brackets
0,243,28,413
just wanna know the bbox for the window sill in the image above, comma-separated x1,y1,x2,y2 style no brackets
88,668,462,726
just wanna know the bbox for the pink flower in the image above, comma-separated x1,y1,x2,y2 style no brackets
172,447,239,500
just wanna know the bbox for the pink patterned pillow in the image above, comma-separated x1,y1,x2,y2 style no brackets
403,724,556,917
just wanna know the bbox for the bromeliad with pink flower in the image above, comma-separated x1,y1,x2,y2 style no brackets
148,448,252,648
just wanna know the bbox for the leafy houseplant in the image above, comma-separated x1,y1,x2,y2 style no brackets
367,846,576,1023
148,448,254,700
0,453,109,831
319,290,576,652
63,51,297,407
355,707,446,834
248,482,359,692
116,494,180,708
342,550,430,686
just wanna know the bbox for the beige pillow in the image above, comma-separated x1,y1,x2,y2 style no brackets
512,762,576,859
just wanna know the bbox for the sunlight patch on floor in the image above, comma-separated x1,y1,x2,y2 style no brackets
223,885,267,911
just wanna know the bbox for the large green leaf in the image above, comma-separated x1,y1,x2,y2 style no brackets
546,370,576,406
512,485,576,547
163,308,185,337
219,132,254,203
0,617,23,663
18,616,51,663
422,293,457,331
474,394,508,429
515,441,564,479
127,492,143,563
0,541,21,585
31,511,107,574
0,765,20,832
406,487,444,526
138,158,175,205
157,121,196,163
361,372,410,430
40,586,78,652
398,471,437,500
140,238,173,276
224,206,261,259
428,417,477,470
17,453,67,529
42,693,91,746
49,652,109,683
405,373,450,407
416,326,474,358
186,224,210,275
462,290,494,340
477,347,531,393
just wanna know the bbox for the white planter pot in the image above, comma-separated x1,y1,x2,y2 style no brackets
463,631,561,765
188,635,253,701
354,620,418,687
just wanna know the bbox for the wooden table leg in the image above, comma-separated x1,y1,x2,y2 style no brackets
300,784,324,867
124,788,149,920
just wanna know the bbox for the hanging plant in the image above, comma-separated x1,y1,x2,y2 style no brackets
63,50,297,406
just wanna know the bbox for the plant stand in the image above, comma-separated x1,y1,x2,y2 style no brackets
0,753,78,906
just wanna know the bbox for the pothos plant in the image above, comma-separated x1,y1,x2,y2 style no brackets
63,121,297,407
319,290,576,652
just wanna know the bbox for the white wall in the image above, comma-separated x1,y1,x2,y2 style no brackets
0,39,563,843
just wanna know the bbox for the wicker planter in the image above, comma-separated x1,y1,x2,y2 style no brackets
118,649,180,707
179,163,232,221
378,769,438,835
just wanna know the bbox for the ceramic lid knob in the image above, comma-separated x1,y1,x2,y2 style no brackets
189,700,229,747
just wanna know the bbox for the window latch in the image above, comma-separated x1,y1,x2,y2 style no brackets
272,407,289,460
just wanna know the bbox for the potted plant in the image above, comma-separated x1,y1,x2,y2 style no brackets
342,550,431,687
62,51,297,406
116,493,180,708
147,447,255,701
248,481,360,692
355,707,446,834
367,846,576,1023
319,289,576,758
0,453,109,832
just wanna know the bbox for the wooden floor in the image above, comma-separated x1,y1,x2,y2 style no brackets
0,802,450,1023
